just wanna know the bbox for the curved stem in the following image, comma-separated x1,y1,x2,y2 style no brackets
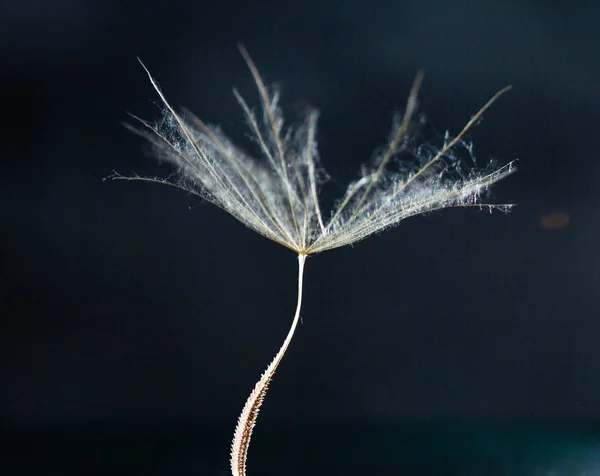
230,254,307,476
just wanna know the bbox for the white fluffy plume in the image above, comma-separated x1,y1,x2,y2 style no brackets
116,47,515,256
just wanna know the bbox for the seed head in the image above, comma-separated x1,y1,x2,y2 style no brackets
114,47,516,476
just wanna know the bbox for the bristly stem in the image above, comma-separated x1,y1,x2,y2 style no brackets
230,254,307,476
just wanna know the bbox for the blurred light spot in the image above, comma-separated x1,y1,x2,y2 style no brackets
540,212,570,230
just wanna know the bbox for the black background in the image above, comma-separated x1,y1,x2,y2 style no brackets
2,0,599,474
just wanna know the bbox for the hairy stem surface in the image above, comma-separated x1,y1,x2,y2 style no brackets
230,254,307,476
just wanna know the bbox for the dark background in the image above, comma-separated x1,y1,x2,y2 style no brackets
2,0,600,474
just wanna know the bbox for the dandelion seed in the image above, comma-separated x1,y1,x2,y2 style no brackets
114,46,515,476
